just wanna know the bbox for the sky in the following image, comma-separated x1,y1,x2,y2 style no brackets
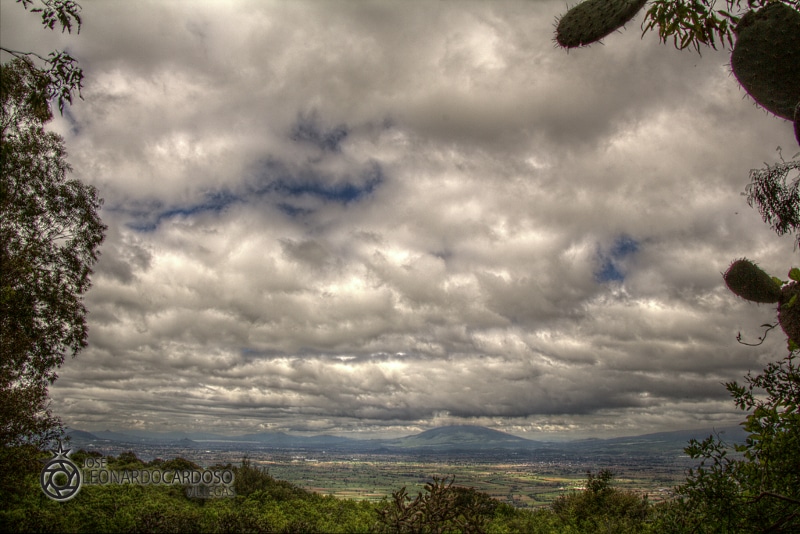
2,0,797,440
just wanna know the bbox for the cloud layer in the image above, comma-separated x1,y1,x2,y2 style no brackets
2,0,795,439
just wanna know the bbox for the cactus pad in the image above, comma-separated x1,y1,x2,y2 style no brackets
723,258,781,304
555,0,648,48
794,101,800,146
731,3,800,121
779,282,799,344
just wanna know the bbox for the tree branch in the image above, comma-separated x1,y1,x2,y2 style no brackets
750,491,800,505
0,47,50,63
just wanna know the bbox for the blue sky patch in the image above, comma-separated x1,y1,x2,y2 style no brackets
595,258,625,283
594,235,639,283
122,190,240,232
611,235,639,257
291,113,349,152
124,161,385,231
272,162,383,205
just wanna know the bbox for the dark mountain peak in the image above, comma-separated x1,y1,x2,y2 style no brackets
65,429,100,441
415,425,528,441
387,425,538,450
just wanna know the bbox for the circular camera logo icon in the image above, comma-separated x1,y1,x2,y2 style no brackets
40,443,81,502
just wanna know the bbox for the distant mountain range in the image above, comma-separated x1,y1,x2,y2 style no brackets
65,424,747,457
379,425,544,450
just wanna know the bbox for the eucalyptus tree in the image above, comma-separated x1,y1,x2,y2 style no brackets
0,0,84,114
0,55,104,457
1,0,103,499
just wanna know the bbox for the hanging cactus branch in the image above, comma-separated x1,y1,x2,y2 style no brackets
725,261,800,346
555,0,648,48
723,258,782,303
730,2,800,122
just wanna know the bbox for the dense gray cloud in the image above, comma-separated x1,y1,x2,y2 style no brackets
2,0,795,439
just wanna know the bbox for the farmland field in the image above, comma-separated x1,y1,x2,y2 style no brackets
248,452,687,508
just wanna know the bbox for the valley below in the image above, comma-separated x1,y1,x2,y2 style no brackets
66,424,746,508
255,451,687,508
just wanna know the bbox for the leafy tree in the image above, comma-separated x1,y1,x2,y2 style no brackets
0,0,84,114
652,351,800,532
551,470,650,533
376,475,498,534
745,152,800,249
639,0,799,52
234,457,313,503
0,54,104,495
158,456,201,472
108,451,147,471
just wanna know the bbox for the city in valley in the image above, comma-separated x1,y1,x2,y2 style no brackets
65,425,746,508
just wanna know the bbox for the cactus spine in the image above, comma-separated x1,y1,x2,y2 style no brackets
555,0,648,49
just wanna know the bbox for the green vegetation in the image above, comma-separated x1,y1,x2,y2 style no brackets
745,156,800,248
260,453,684,508
551,469,649,534
1,0,104,504
650,352,800,533
1,54,105,498
0,0,84,114
2,452,377,533
0,452,660,533
0,394,795,533
375,475,500,533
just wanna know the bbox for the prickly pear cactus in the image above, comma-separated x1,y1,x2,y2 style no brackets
555,0,648,48
723,258,781,304
779,281,800,344
731,2,800,122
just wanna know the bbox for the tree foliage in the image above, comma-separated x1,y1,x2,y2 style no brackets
376,476,499,534
551,470,650,533
0,57,104,459
0,0,84,114
745,154,800,249
653,351,800,532
637,0,799,53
